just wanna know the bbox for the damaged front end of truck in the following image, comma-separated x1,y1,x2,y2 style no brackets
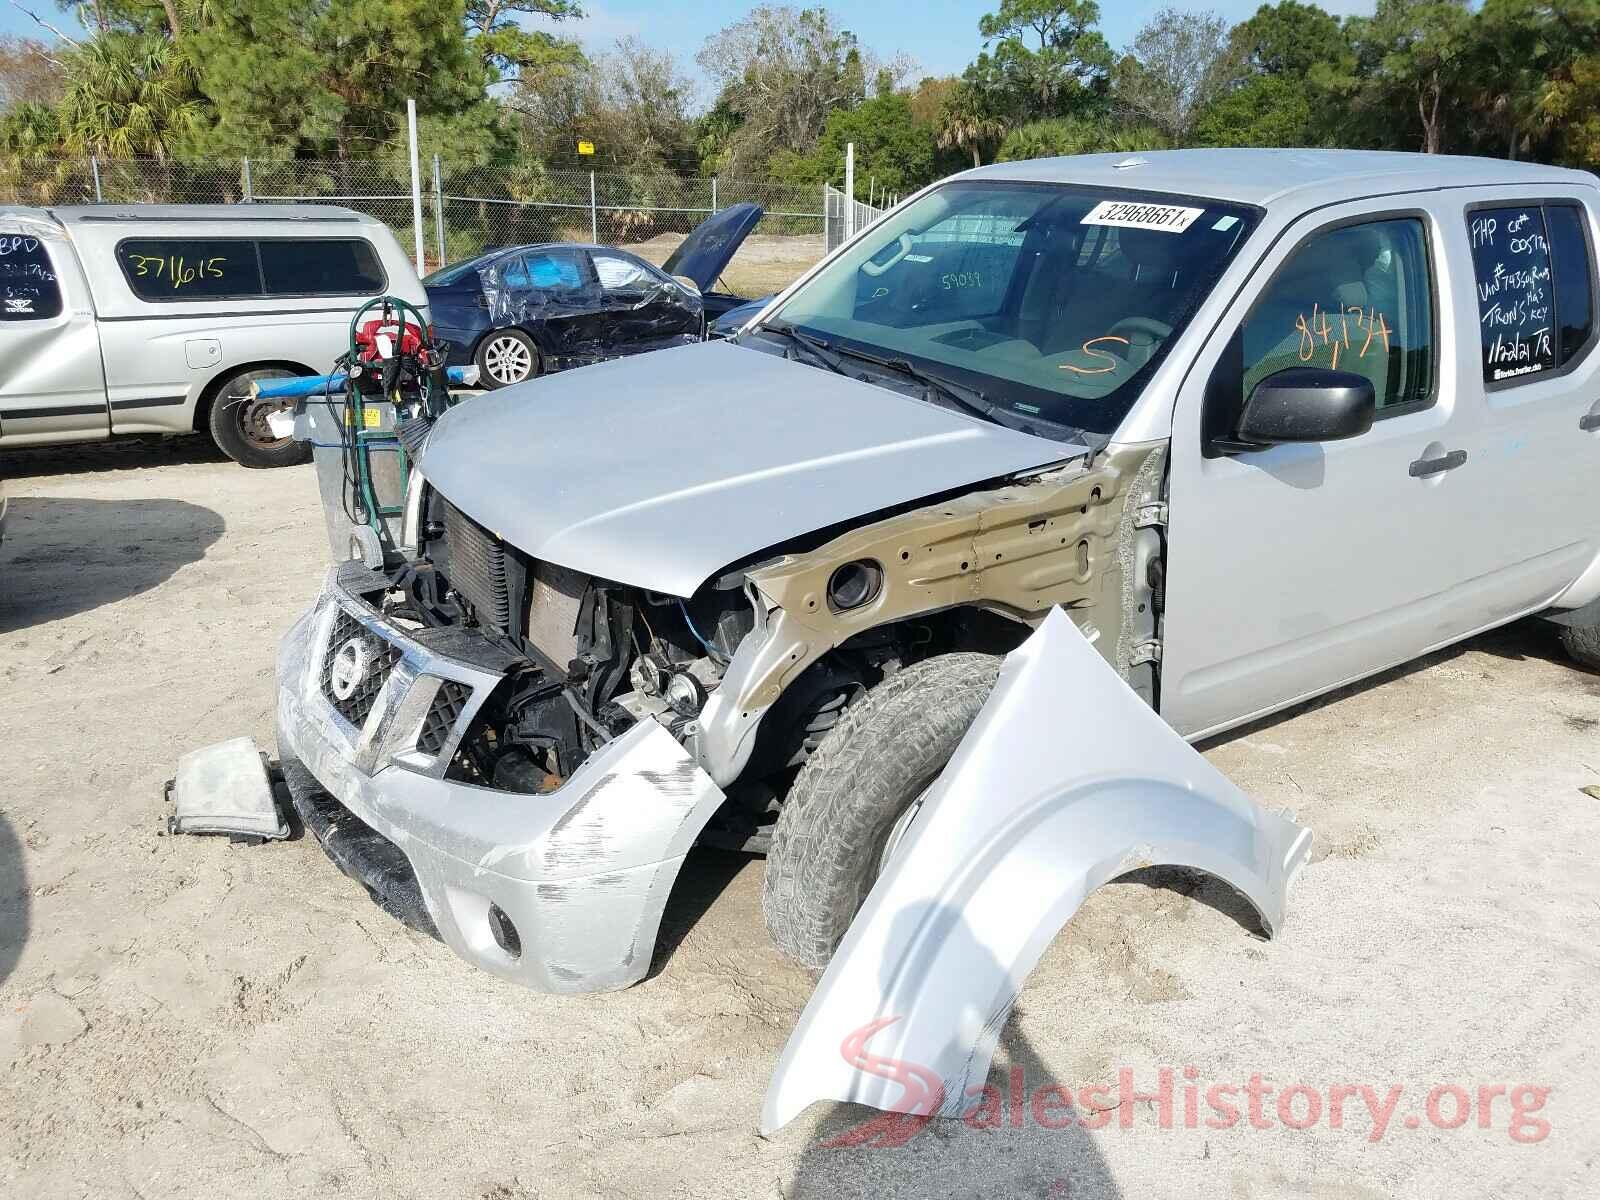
275,336,1306,1011
263,162,1319,1133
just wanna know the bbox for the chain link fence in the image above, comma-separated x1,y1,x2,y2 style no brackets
0,154,837,279
824,183,892,253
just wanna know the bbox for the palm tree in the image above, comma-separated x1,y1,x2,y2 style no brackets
937,83,1007,168
0,101,76,202
58,32,205,161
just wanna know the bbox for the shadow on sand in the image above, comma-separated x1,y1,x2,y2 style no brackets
0,809,27,987
0,496,224,630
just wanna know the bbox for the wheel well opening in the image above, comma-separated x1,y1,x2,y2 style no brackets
475,328,541,363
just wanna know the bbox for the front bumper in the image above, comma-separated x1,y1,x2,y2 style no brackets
276,563,726,992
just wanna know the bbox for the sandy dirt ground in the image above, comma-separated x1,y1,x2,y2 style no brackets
0,437,1597,1199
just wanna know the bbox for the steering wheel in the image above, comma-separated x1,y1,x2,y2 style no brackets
861,233,914,278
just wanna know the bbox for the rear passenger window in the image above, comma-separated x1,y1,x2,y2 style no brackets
0,233,63,321
118,238,260,299
1546,206,1594,364
1239,217,1435,414
117,237,384,301
259,239,384,296
1468,203,1596,384
525,251,583,289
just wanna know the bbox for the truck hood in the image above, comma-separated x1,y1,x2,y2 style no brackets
420,340,1082,597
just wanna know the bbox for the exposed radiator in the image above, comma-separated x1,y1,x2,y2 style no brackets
441,500,511,634
526,561,587,669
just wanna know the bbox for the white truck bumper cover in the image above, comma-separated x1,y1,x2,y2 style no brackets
275,565,726,993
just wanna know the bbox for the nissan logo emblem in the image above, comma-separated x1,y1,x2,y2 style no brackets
329,636,376,701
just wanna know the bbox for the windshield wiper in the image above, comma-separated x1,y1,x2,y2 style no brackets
766,324,1082,443
823,341,1076,440
760,323,849,376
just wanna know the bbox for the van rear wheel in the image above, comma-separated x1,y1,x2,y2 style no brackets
762,653,1002,971
207,367,309,468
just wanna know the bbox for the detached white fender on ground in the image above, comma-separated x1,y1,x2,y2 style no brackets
761,608,1313,1134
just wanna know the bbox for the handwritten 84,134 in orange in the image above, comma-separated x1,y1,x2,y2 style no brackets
1297,303,1391,369
127,253,229,290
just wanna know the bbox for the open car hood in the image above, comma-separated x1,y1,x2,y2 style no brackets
662,202,763,293
419,340,1079,597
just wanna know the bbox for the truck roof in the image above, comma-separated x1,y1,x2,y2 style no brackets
967,149,1596,210
3,203,383,228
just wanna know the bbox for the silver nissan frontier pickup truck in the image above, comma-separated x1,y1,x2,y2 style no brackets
274,153,1600,1095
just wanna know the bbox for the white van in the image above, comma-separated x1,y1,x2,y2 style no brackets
0,204,427,467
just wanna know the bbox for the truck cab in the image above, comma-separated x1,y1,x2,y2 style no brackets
0,204,425,467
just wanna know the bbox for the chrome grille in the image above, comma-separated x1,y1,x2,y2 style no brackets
417,680,471,758
442,500,511,634
320,608,402,728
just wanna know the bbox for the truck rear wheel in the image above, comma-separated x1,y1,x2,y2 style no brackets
763,652,1002,971
1561,621,1600,670
207,366,310,468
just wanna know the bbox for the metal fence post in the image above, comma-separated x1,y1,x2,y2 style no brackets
589,171,598,243
241,157,253,203
90,156,103,203
432,154,445,268
844,143,856,240
822,182,829,250
711,175,718,213
406,98,425,275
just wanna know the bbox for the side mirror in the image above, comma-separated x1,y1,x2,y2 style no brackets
1226,367,1376,451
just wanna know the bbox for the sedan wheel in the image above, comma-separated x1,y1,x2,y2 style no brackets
476,330,538,388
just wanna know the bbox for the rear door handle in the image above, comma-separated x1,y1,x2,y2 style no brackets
1409,449,1468,478
1581,414,1600,431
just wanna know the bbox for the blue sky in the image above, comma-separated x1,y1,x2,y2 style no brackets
521,0,1379,85
2,1,1379,96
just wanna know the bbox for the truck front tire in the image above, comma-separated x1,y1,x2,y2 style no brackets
762,652,1002,971
1561,621,1600,670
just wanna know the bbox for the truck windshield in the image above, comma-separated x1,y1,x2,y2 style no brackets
767,180,1259,437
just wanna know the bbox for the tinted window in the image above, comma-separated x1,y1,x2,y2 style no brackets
259,238,384,296
1545,205,1595,364
118,239,261,299
1469,207,1555,383
118,237,385,301
1238,217,1434,414
0,233,63,321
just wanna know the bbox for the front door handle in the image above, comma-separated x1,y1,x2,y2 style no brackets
1581,413,1600,432
1409,449,1468,478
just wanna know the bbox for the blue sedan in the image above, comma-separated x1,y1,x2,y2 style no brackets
425,204,764,388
